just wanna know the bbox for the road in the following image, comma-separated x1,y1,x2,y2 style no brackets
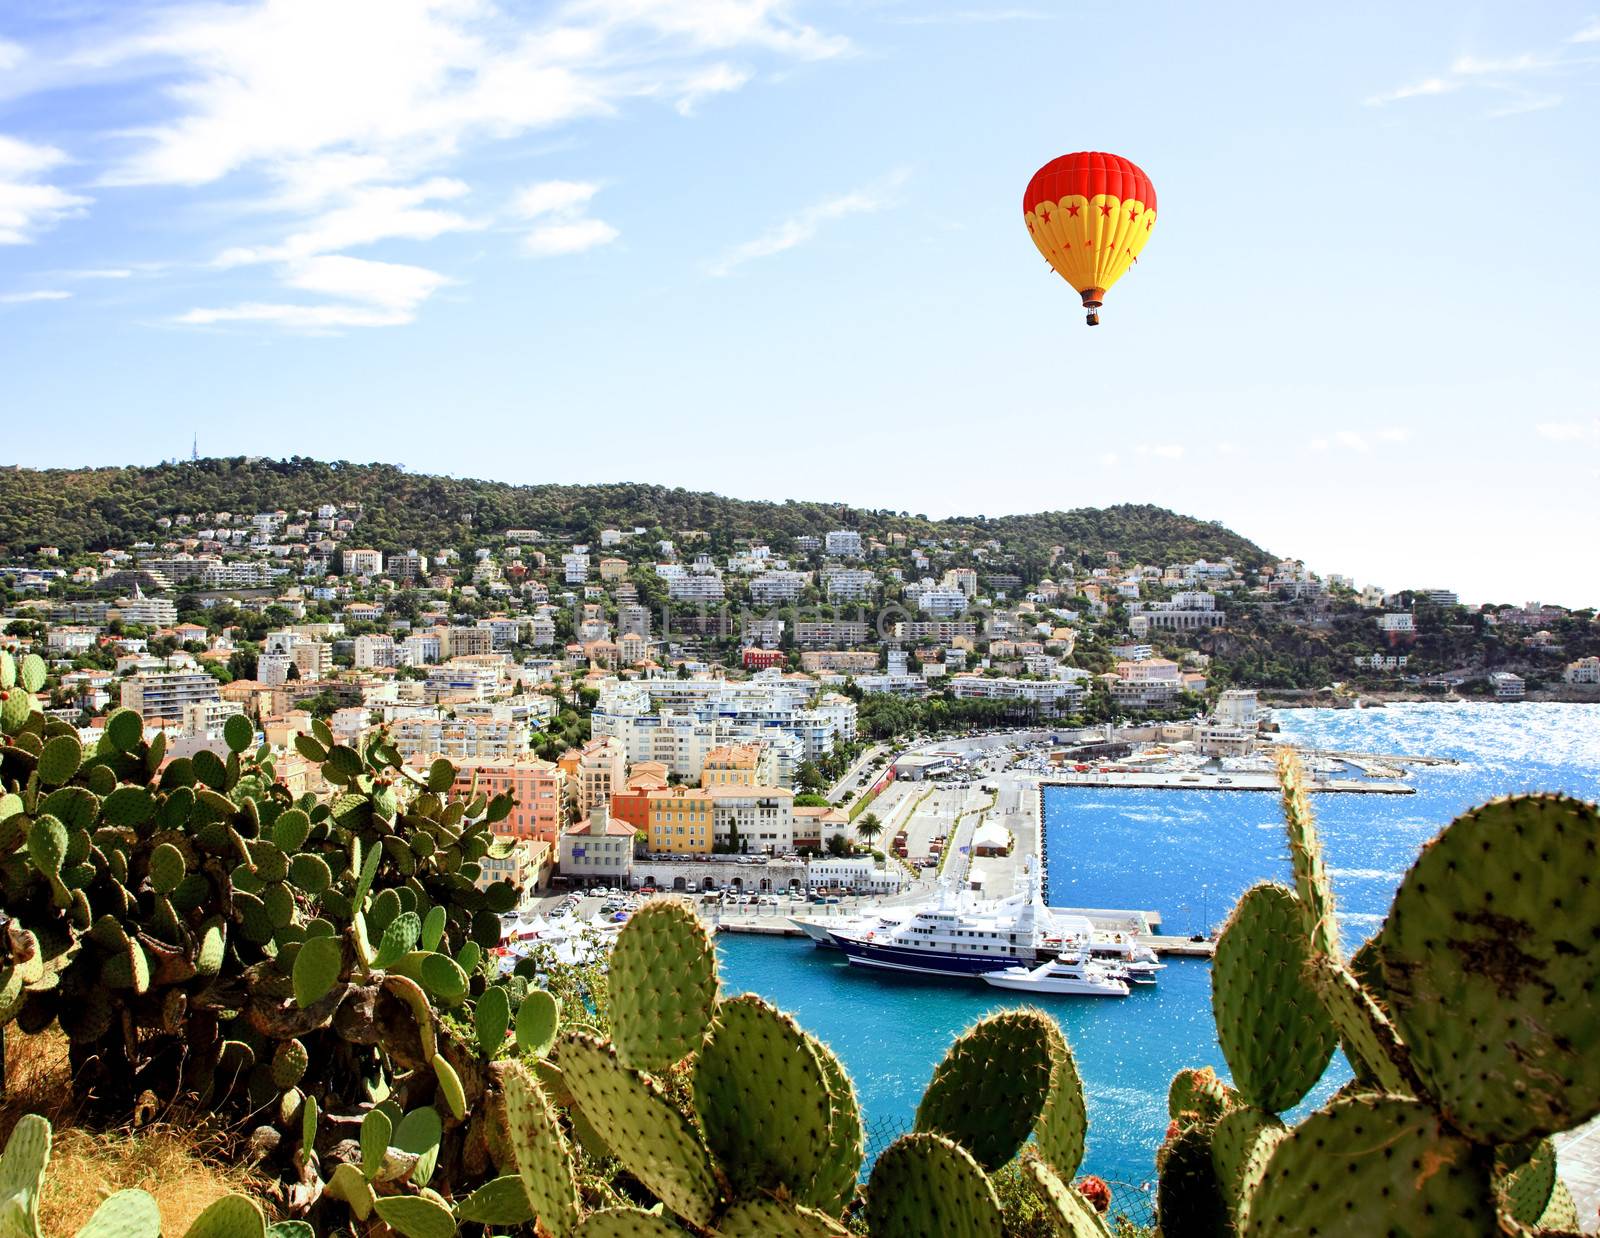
827,742,891,801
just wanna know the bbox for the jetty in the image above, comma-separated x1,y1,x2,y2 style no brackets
1041,769,1412,794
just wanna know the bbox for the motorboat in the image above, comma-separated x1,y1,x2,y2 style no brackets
981,953,1131,997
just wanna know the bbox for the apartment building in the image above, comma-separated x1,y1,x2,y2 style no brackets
392,715,529,761
708,785,795,854
112,588,178,627
119,670,221,723
823,569,875,600
647,787,715,855
700,742,776,787
824,530,863,558
800,650,879,674
795,620,872,648
342,548,383,576
1565,657,1600,685
749,571,810,604
905,584,970,617
668,574,726,603
451,756,567,843
559,805,637,885
572,736,627,816
946,675,1086,714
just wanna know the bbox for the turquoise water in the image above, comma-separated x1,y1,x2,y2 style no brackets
716,703,1600,1185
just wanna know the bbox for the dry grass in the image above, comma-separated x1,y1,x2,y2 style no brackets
1,1028,272,1235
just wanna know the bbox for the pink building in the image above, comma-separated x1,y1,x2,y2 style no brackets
452,756,568,845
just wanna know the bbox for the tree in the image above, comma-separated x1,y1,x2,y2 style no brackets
825,833,850,857
856,812,884,849
796,761,826,793
793,792,831,808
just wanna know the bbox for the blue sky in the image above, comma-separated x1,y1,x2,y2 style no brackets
2,1,1597,606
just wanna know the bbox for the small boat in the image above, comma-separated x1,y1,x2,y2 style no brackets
982,953,1130,997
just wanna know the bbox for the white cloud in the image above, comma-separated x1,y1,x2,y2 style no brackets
215,178,479,266
0,39,24,72
675,63,753,115
1310,437,1330,451
515,180,600,219
711,168,908,276
1367,38,1595,112
570,0,849,60
1572,18,1600,43
1374,427,1412,443
892,9,1051,24
1366,77,1458,106
0,289,71,303
284,254,451,311
175,302,416,330
0,134,90,244
512,180,618,256
523,218,620,256
1135,443,1185,460
74,267,133,279
1098,452,1120,468
1536,421,1599,442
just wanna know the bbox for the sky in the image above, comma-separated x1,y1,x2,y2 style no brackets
1,1,1598,608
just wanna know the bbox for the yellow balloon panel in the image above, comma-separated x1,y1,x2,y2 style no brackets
1025,195,1156,299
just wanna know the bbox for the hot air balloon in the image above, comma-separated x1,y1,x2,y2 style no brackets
1023,151,1156,326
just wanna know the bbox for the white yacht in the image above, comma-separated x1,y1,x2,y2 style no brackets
982,952,1131,997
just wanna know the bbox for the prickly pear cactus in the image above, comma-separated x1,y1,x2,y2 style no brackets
0,1113,51,1238
72,1189,162,1238
913,1009,1058,1173
605,899,718,1072
1242,1095,1498,1236
1377,793,1600,1143
865,1132,1003,1238
1210,882,1336,1113
694,994,833,1200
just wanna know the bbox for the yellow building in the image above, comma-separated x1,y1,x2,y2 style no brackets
700,743,772,787
646,786,714,854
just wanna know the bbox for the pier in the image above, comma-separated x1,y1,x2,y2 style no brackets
1040,770,1413,794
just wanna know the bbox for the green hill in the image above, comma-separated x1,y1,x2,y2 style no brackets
0,458,1270,569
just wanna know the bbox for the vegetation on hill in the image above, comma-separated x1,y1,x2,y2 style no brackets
0,458,1269,567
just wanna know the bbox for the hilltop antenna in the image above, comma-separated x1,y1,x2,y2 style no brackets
191,433,199,462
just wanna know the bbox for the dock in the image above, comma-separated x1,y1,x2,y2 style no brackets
1041,770,1412,794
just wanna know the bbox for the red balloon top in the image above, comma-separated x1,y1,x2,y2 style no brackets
1024,152,1156,215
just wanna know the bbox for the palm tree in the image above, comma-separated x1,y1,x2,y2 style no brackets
855,812,884,849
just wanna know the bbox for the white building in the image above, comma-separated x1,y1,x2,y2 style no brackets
562,553,590,584
119,670,221,723
559,805,636,885
1490,671,1526,699
342,548,384,576
905,584,970,617
1564,657,1600,685
823,569,876,601
668,574,726,603
353,634,397,668
1377,613,1416,633
749,571,810,604
807,857,906,894
824,530,863,558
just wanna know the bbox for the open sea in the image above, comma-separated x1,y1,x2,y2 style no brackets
715,703,1600,1186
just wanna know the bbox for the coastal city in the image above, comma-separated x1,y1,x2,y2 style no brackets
4,1,1598,1232
4,476,1597,918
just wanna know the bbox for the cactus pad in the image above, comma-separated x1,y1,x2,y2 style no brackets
801,1032,864,1215
37,735,82,787
291,935,342,1009
1167,1066,1234,1126
148,843,187,895
393,1106,442,1188
716,1198,850,1237
573,1210,687,1236
475,983,511,1056
502,1062,580,1238
27,816,68,876
694,994,832,1198
1538,1176,1579,1229
1378,793,1600,1143
607,900,718,1072
271,1039,309,1089
0,1113,51,1236
371,1195,456,1238
1156,1125,1228,1238
914,1008,1057,1172
1033,1020,1087,1180
1209,1105,1286,1228
104,709,143,753
1211,883,1337,1112
517,989,561,1058
181,1194,268,1238
72,1189,162,1238
433,1054,467,1120
1302,951,1417,1097
1245,1097,1497,1236
455,1175,534,1226
223,714,253,754
865,1133,1003,1238
558,1030,719,1226
1496,1137,1557,1225
1020,1157,1111,1238
1275,748,1340,956
373,911,422,969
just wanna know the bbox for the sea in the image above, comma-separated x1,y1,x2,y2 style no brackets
715,703,1600,1186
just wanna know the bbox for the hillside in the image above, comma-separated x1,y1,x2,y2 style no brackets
0,458,1271,567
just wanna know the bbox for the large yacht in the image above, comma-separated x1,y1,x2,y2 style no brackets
982,952,1131,997
806,866,1166,985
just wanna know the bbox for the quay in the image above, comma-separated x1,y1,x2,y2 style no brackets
1041,770,1412,794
